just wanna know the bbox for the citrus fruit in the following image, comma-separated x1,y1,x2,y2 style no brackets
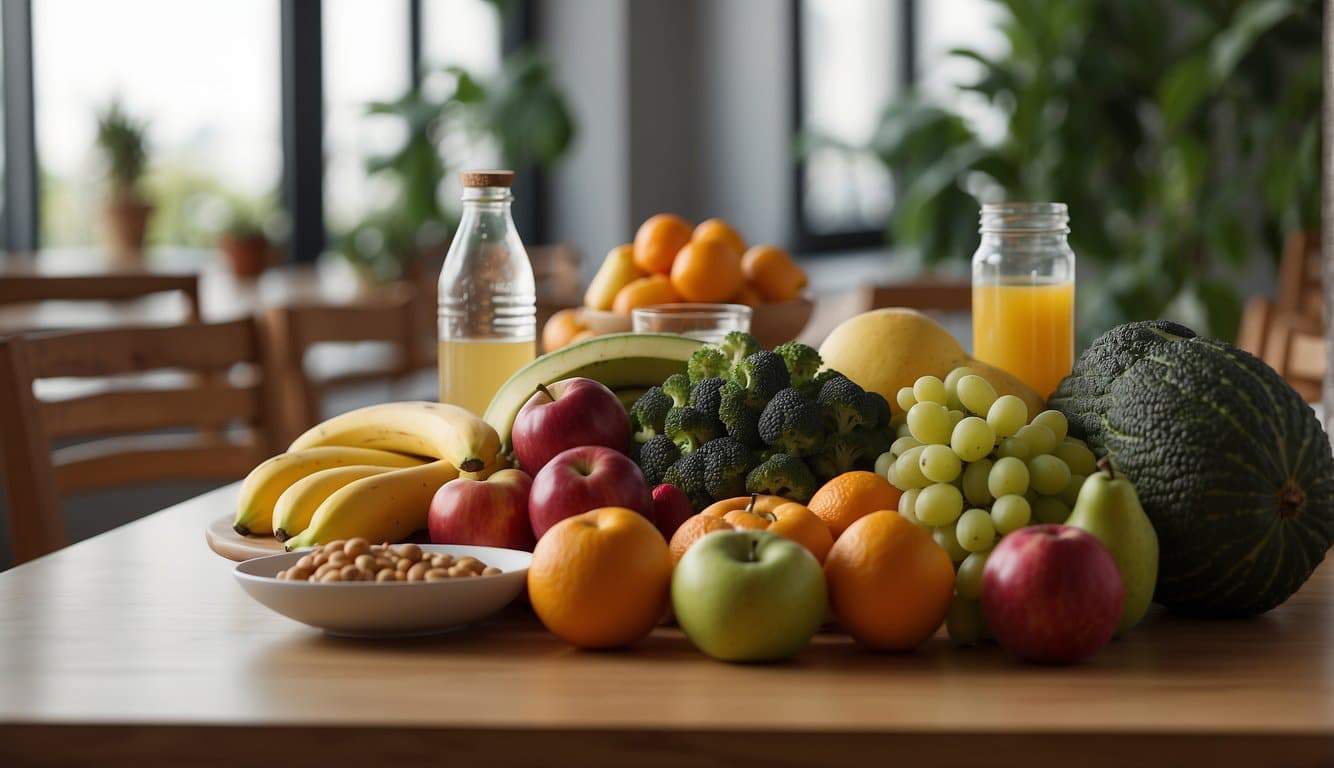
722,501,833,563
693,218,746,255
541,307,586,352
807,470,902,539
700,495,789,518
670,238,744,302
824,510,955,651
668,512,734,564
611,274,679,315
528,506,672,648
634,213,693,275
741,245,806,302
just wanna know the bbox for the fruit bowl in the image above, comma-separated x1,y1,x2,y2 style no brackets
233,544,532,638
579,296,813,348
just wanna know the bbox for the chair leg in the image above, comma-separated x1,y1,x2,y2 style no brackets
0,338,66,563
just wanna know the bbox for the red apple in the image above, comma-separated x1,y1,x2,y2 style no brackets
528,446,652,539
512,377,631,474
651,483,694,540
981,524,1124,664
428,468,535,550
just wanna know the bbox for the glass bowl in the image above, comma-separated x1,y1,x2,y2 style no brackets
631,303,752,343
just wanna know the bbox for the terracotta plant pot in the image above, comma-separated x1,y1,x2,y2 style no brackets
104,195,152,261
220,233,272,278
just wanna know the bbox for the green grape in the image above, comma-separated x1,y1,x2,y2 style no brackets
907,402,952,445
990,494,1031,534
1065,435,1088,448
896,421,913,439
1054,440,1097,476
1061,473,1087,506
950,417,995,462
874,450,896,478
985,394,1028,437
946,595,985,646
1027,454,1072,496
956,508,996,552
946,392,964,412
947,409,966,429
890,436,922,457
894,446,930,490
915,483,964,526
961,458,994,506
957,374,999,415
884,461,899,488
913,375,947,405
955,550,989,600
919,444,962,483
896,386,917,413
995,436,1033,461
933,521,969,563
1033,495,1071,524
988,456,1030,498
1032,410,1068,443
898,487,919,520
944,365,977,395
1015,423,1058,455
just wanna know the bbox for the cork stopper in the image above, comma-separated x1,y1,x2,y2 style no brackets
460,170,515,188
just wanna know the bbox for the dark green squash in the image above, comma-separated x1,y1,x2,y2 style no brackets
1049,321,1334,617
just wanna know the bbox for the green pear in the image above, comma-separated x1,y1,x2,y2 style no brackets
1066,458,1159,634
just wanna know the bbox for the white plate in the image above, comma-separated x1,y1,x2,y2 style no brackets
234,544,532,638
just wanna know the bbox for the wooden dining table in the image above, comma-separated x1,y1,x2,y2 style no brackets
1,483,1331,767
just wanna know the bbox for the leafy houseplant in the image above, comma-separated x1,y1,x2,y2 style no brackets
95,99,153,258
217,201,274,279
848,0,1320,343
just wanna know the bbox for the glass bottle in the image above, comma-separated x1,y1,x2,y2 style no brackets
438,170,536,416
971,202,1076,398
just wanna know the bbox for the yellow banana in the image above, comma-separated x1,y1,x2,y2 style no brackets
288,401,501,475
283,460,459,550
233,447,423,536
272,465,397,542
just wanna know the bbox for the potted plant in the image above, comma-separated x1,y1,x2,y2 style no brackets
218,203,274,279
95,99,153,259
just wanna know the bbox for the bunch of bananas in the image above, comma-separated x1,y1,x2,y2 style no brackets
233,401,502,550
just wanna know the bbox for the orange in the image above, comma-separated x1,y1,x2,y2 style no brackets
611,274,680,315
668,513,734,564
670,239,744,302
541,308,587,352
693,218,746,255
528,507,672,648
733,283,762,307
807,471,902,540
722,501,833,563
742,245,807,302
700,494,790,518
824,510,954,651
634,214,693,275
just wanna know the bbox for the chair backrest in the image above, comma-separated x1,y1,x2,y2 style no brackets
1275,231,1321,321
0,273,202,329
1259,312,1324,403
0,318,273,563
263,291,420,445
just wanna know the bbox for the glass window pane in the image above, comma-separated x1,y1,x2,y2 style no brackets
798,0,899,237
916,0,1007,139
34,0,280,248
421,0,503,179
323,0,411,234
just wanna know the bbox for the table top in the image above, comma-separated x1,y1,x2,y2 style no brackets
1,485,1332,767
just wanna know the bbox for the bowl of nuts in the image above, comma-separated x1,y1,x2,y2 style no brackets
233,539,532,637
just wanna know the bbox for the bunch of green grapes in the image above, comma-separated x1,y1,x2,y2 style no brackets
872,367,1097,645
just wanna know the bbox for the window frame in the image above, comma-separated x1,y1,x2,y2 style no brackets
790,0,916,254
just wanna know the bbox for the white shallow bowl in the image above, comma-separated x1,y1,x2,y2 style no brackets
234,544,532,638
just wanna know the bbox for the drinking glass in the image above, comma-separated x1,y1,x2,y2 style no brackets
631,303,752,343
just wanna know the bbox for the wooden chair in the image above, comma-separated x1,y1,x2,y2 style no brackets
263,290,422,445
0,319,274,563
0,272,201,330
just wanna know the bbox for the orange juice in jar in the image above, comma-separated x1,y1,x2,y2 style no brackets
971,203,1075,398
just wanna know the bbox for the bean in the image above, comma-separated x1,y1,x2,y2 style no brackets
424,568,449,582
375,568,397,583
289,566,314,580
295,555,315,570
482,566,502,576
327,551,350,567
276,569,289,580
310,552,327,567
354,554,377,572
344,538,370,558
339,565,361,581
322,540,346,555
447,565,469,578
407,562,429,581
396,543,422,563
395,558,412,572
314,563,337,579
319,571,342,583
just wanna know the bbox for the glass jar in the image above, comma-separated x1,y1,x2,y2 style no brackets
971,202,1076,398
437,170,536,417
631,303,752,343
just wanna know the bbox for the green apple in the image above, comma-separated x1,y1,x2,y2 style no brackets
671,529,827,662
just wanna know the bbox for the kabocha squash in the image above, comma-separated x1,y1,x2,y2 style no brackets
1049,321,1334,617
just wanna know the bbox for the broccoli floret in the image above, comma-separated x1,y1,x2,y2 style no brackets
810,431,872,482
629,386,673,443
758,388,825,457
799,368,845,399
720,331,762,370
718,381,763,447
662,373,693,407
662,452,711,510
664,406,723,453
688,377,727,418
745,453,818,503
730,350,791,408
687,346,730,383
773,342,822,388
864,390,892,428
637,434,681,486
698,436,754,500
817,375,877,435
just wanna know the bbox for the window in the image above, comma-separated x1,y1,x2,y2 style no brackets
916,0,1006,142
34,0,281,248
